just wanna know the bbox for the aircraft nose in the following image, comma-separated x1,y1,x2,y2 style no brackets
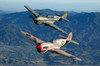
36,44,42,50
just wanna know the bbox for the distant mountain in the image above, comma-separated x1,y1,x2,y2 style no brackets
35,9,78,16
0,10,6,14
0,10,12,15
0,9,100,65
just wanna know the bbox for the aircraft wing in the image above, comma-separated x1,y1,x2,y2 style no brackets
20,31,44,45
45,22,67,34
50,49,82,61
24,5,40,17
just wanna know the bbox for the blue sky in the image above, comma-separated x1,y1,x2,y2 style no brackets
0,0,100,12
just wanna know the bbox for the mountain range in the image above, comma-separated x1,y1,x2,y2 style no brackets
0,9,100,66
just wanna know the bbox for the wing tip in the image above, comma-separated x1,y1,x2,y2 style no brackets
75,58,82,61
20,31,26,35
24,5,28,8
77,59,82,61
20,30,24,34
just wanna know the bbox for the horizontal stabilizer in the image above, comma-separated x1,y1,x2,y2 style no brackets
59,35,66,39
69,40,79,45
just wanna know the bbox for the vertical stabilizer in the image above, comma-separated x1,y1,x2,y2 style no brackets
62,12,68,19
67,32,72,40
67,32,79,45
62,12,70,22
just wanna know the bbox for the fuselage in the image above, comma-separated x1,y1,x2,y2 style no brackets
36,39,67,53
34,16,62,24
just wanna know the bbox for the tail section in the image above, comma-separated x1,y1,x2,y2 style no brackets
66,32,79,45
24,5,40,17
59,32,72,40
59,32,79,45
62,12,68,20
67,32,72,40
62,12,70,22
69,40,79,45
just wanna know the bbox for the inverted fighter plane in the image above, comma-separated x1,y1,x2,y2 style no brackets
24,5,70,34
21,31,82,61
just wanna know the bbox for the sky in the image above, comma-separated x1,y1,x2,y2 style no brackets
0,0,100,12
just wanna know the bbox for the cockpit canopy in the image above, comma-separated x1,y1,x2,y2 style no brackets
47,15,54,18
52,40,60,45
52,40,56,44
52,39,67,46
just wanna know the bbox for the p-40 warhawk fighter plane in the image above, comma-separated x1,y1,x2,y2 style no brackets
21,31,82,61
24,5,70,34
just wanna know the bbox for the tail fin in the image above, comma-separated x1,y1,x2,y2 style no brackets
67,32,79,45
67,32,72,40
62,12,70,22
62,12,68,19
59,32,72,40
59,32,79,45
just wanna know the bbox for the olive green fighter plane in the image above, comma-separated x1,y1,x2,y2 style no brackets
21,31,82,61
24,5,70,34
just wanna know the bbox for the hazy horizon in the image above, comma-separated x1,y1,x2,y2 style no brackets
0,0,100,12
